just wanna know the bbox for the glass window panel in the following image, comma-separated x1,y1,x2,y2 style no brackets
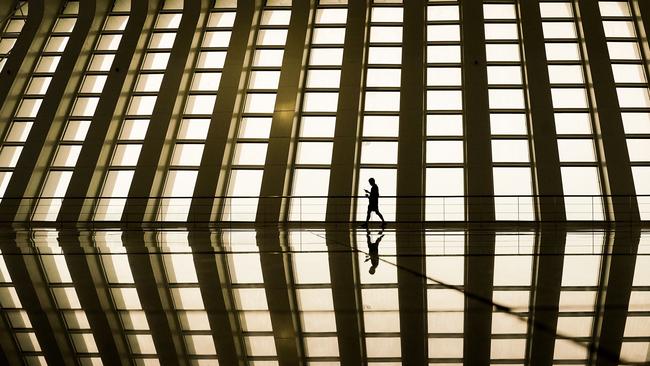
260,10,291,25
555,113,592,134
308,48,343,66
426,141,463,163
485,44,521,62
542,22,577,39
292,169,330,196
203,31,231,47
244,93,276,113
363,115,400,137
365,91,400,111
490,113,527,135
80,75,107,93
112,144,142,166
6,122,32,142
303,92,338,112
603,21,635,38
196,51,227,68
177,119,210,139
484,23,518,40
0,147,22,167
491,140,530,162
426,167,463,196
427,90,462,110
548,65,584,84
149,32,176,48
607,42,640,60
356,168,396,221
561,167,601,195
617,88,650,108
306,69,341,88
45,36,69,52
96,34,122,50
185,95,216,114
71,97,99,117
558,139,596,162
612,64,646,83
296,142,333,164
539,2,573,18
300,116,335,137
599,1,631,16
627,139,650,162
427,45,460,63
171,144,204,166
128,96,157,115
622,113,650,134
120,119,149,140
360,141,398,164
427,67,461,86
427,114,463,136
372,7,403,22
16,98,42,117
26,77,52,95
249,71,280,89
253,49,284,67
257,29,288,46
366,68,401,88
53,145,82,166
208,11,236,27
483,4,516,19
36,56,62,72
545,43,581,61
369,26,403,43
142,52,170,69
493,167,533,195
551,88,588,108
239,117,273,138
312,28,346,44
190,72,221,91
316,8,347,23
105,15,129,31
233,143,268,165
427,5,459,21
487,66,522,85
427,25,460,42
489,89,525,109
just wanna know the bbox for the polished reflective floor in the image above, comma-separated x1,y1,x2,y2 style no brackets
0,223,648,365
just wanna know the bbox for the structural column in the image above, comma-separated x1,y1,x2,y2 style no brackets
0,0,51,123
464,227,495,364
326,228,364,364
256,0,313,222
58,0,153,222
122,0,203,222
528,225,566,365
122,231,188,366
326,0,368,223
189,230,244,365
520,0,566,222
189,0,259,223
461,1,495,222
59,230,131,366
396,0,425,223
576,0,640,221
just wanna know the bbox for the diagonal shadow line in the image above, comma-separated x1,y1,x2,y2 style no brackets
305,228,644,366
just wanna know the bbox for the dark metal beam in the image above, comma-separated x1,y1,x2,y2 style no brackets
190,0,260,222
326,227,364,365
575,0,640,221
189,230,244,365
59,230,131,366
460,0,495,222
58,0,153,222
256,0,314,222
326,0,368,223
519,0,566,222
122,0,203,222
122,230,188,366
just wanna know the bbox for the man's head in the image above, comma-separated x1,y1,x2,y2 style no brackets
368,178,375,185
369,267,376,275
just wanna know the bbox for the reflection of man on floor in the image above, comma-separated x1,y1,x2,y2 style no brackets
365,228,384,275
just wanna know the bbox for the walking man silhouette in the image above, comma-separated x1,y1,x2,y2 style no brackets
363,178,385,227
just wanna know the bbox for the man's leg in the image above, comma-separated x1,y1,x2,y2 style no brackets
376,210,385,223
365,207,372,223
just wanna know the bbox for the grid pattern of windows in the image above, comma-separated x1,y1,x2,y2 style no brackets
0,1,28,72
425,0,464,221
222,0,292,221
94,0,182,221
0,250,45,365
0,1,79,201
357,229,401,362
157,2,237,221
288,1,348,221
539,1,605,220
426,231,464,362
96,231,159,363
160,232,218,362
224,230,279,362
620,233,650,362
484,1,534,221
356,0,403,222
597,1,650,220
33,0,130,221
35,232,101,364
